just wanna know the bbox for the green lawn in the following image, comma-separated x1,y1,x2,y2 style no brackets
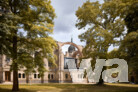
0,83,138,92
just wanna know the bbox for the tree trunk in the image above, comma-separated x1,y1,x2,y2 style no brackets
12,30,19,91
12,65,19,91
26,74,29,84
97,67,105,85
41,76,44,83
97,78,104,85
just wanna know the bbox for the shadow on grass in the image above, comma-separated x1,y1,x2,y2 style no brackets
0,83,138,92
0,88,36,92
34,83,138,92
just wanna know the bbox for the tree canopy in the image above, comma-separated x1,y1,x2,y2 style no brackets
0,0,56,91
76,0,126,62
76,0,138,84
119,1,138,77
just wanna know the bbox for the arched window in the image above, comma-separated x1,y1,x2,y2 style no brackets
48,74,50,79
51,74,53,79
65,74,68,79
34,74,37,78
18,73,21,78
22,73,25,78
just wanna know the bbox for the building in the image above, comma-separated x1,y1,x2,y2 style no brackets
0,38,86,83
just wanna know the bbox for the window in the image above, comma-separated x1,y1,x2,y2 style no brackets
34,74,37,78
6,56,10,62
51,74,53,79
18,73,21,78
65,74,68,79
22,73,25,78
64,58,78,69
64,57,69,69
48,74,50,79
38,74,40,78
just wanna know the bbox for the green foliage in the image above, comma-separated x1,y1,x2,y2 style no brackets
124,2,138,33
119,31,138,73
108,48,120,59
76,0,126,64
76,0,137,62
119,0,138,75
76,0,138,83
0,0,56,77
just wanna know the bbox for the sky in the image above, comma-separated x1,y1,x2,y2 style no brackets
51,0,115,54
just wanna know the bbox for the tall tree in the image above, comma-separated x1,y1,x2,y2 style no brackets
119,1,138,83
76,0,125,84
75,0,137,84
0,0,56,91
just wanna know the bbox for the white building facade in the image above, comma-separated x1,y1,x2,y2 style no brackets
0,40,87,84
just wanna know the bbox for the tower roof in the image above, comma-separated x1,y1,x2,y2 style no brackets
68,37,75,53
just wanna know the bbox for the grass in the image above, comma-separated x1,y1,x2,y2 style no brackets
0,83,138,92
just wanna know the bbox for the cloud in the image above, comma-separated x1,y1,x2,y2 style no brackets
51,0,88,34
51,0,114,53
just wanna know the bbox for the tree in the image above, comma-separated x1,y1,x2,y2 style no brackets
0,0,56,91
119,1,138,83
75,0,137,84
124,1,138,34
119,32,138,74
108,48,120,59
76,0,126,84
